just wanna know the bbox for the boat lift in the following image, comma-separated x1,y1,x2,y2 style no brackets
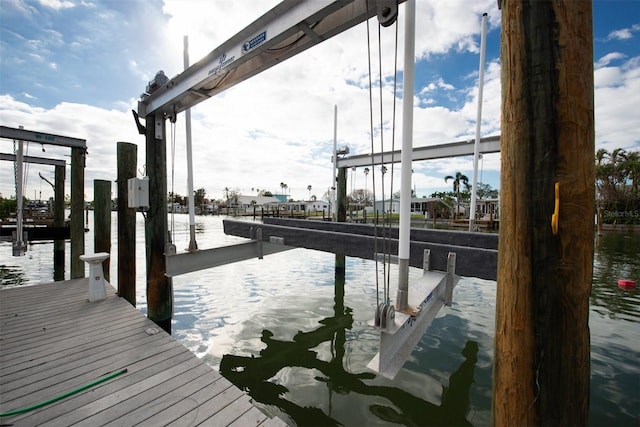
138,0,494,378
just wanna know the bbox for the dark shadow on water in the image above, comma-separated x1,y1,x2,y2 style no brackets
220,255,479,426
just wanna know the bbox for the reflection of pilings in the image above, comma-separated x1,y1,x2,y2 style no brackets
221,330,479,425
220,253,479,425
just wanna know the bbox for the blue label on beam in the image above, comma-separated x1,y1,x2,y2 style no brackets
242,31,267,54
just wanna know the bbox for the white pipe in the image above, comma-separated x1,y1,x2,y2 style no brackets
397,0,415,311
469,13,488,231
332,104,338,221
184,35,198,251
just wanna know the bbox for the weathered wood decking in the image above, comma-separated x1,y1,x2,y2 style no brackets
0,279,286,426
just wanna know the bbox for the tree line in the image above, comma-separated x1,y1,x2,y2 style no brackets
596,148,640,224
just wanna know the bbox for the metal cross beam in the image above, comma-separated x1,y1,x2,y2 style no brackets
224,218,498,280
0,125,86,149
138,0,406,118
0,153,66,167
336,134,501,168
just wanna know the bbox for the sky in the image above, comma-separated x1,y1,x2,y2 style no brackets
0,0,639,203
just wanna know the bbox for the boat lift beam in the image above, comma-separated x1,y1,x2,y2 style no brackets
137,0,406,118
165,228,293,277
224,218,498,281
335,134,500,168
0,153,66,167
0,125,86,149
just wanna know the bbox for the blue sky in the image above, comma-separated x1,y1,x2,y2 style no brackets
1,0,639,202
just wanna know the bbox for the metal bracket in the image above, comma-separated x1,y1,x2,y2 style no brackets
445,252,456,307
423,249,431,272
154,114,164,140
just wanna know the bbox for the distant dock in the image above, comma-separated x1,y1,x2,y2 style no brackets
0,279,286,426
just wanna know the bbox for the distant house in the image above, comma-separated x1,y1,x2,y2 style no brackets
372,199,400,214
306,200,329,212
235,195,281,212
474,198,499,220
372,198,442,215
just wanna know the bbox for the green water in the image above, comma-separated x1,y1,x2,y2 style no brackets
1,215,638,425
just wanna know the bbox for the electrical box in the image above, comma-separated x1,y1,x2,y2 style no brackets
128,177,149,209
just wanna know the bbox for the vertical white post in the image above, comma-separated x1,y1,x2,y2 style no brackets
184,35,198,251
332,104,338,221
396,0,415,312
14,126,25,256
469,13,488,231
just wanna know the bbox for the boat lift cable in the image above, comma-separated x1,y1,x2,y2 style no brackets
376,22,389,303
365,0,380,309
385,19,400,304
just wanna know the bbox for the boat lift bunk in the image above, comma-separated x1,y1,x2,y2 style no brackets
368,250,458,379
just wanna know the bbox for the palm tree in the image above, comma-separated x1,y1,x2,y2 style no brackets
444,172,469,219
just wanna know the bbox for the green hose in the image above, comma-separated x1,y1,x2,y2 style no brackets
0,368,127,418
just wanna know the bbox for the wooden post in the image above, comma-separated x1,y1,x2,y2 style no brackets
145,114,172,333
93,179,111,282
117,142,137,306
494,1,594,425
53,164,65,281
70,146,85,279
337,167,347,222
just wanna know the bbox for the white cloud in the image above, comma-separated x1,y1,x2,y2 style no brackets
606,23,640,41
38,0,75,10
595,56,640,150
595,52,626,69
2,1,638,203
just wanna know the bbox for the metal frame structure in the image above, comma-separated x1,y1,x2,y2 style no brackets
0,125,86,278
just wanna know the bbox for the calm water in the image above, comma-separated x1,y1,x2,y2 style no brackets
1,212,638,426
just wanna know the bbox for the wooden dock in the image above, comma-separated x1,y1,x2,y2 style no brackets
0,279,287,426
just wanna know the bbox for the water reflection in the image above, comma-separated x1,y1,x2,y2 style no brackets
220,255,479,426
1,215,638,426
592,233,640,322
0,265,25,287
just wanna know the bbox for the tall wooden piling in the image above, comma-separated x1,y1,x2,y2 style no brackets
145,114,172,333
94,179,112,282
494,1,594,425
337,167,347,222
117,142,137,306
53,164,65,281
70,147,85,279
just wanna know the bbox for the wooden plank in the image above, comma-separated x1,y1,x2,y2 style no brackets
165,386,246,426
139,381,235,426
0,279,286,427
13,348,195,426
100,369,225,426
229,405,270,427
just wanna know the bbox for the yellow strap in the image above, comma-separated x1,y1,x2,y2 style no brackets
551,182,559,235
